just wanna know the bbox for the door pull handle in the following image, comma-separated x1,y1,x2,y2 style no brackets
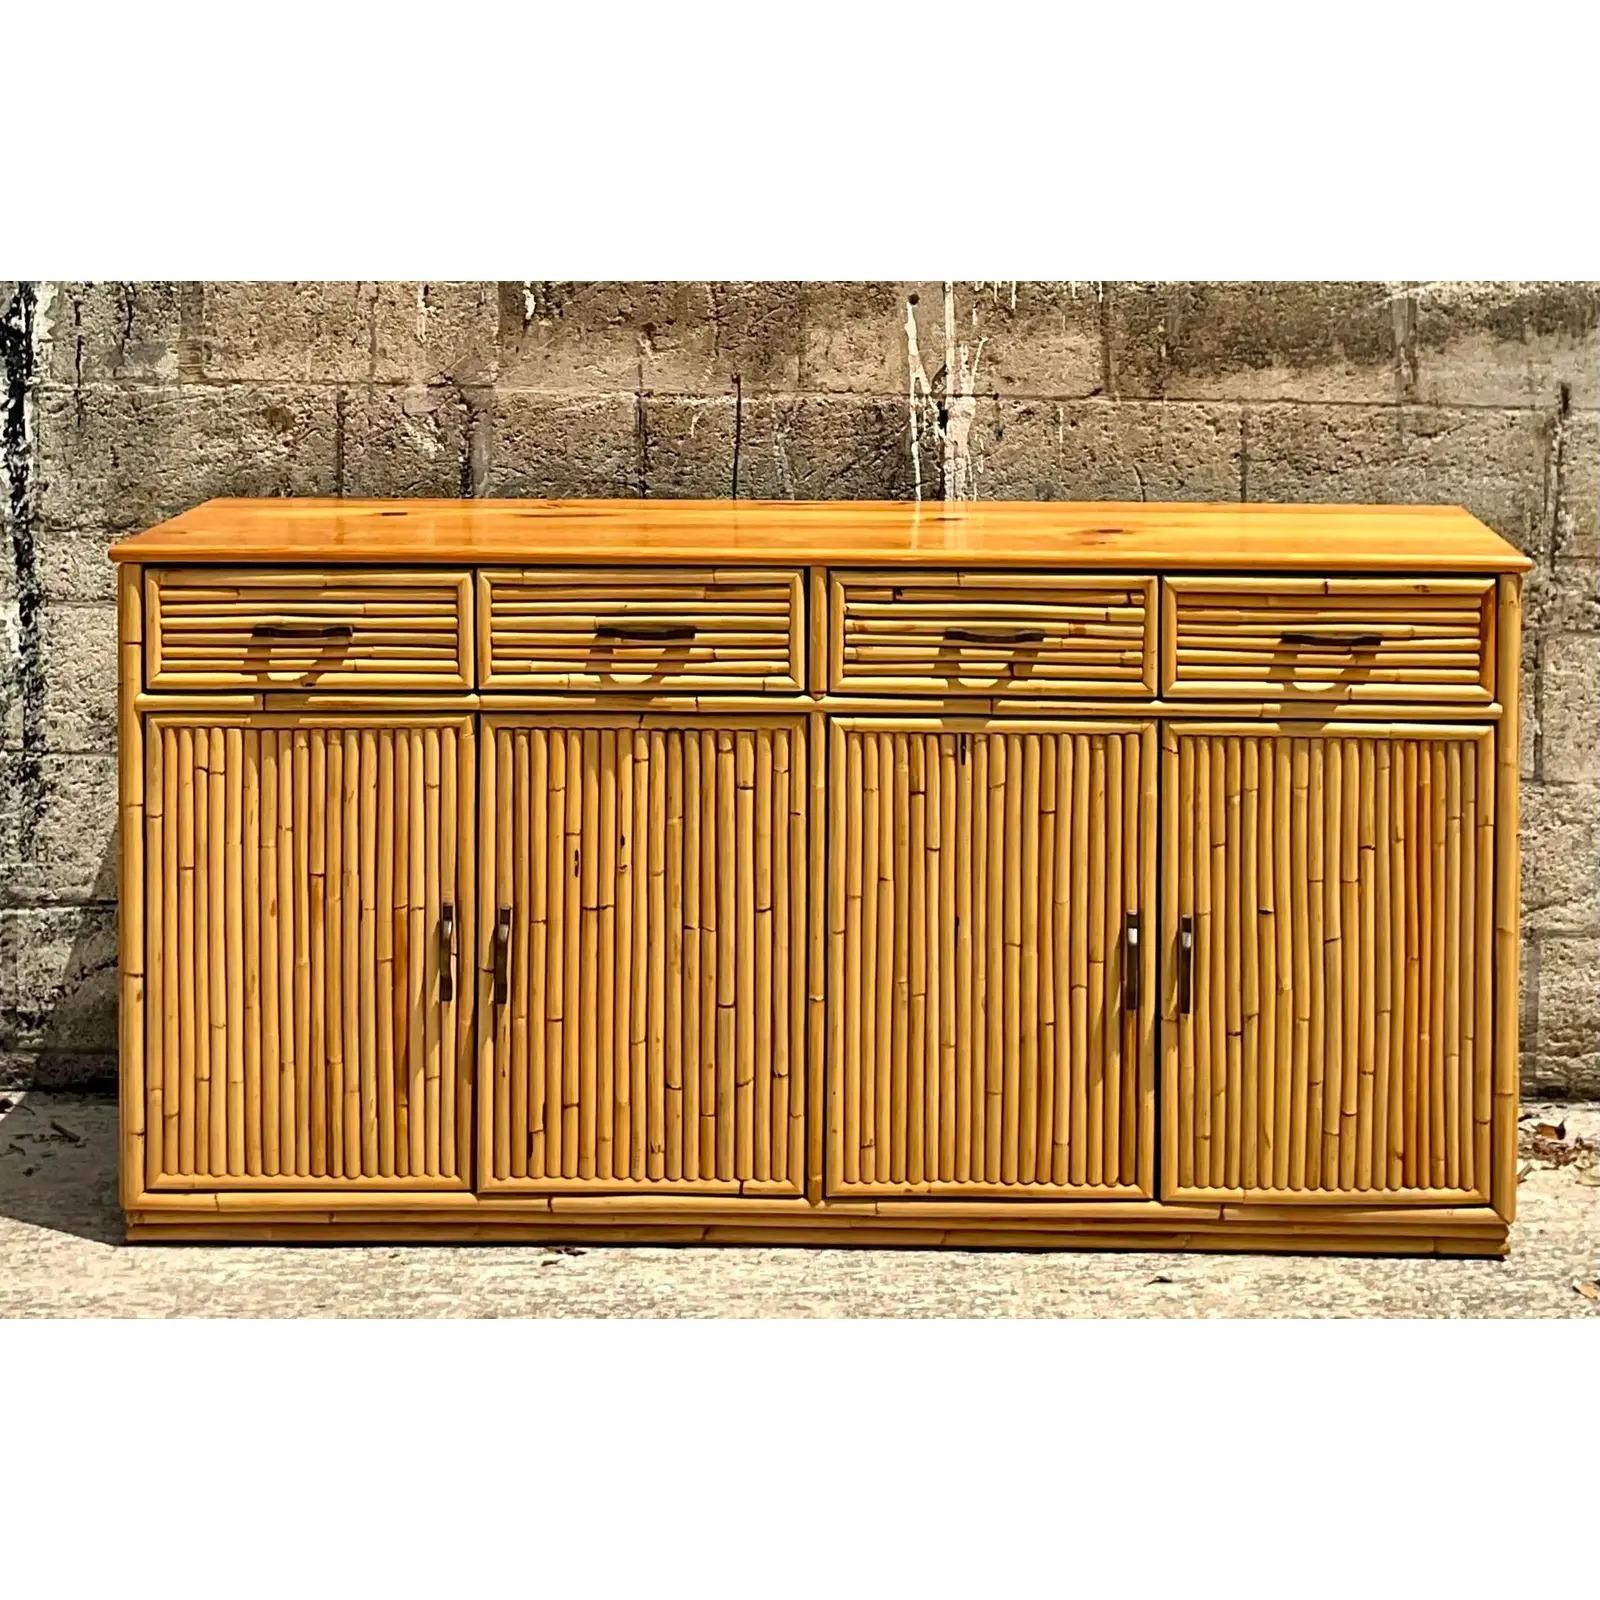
492,907,512,1005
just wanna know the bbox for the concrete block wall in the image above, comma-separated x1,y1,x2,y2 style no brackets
2,280,1595,1094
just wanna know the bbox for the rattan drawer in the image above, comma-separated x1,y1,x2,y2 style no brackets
828,570,1157,697
478,567,804,692
1161,577,1496,703
145,567,473,690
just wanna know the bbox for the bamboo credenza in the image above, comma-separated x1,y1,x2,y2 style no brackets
111,499,1529,1254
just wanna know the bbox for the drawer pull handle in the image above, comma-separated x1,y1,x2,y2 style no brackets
1279,630,1381,649
249,622,355,641
1178,915,1194,1016
440,903,456,1003
492,907,512,1005
1123,913,1140,1011
594,623,697,642
944,626,1046,646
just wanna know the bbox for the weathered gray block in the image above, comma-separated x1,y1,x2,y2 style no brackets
1522,781,1600,932
199,282,498,385
0,754,118,903
43,282,191,384
35,385,337,532
1540,631,1600,784
797,281,936,393
38,528,118,602
1411,281,1600,410
497,282,803,395
801,282,1104,400
1243,404,1548,556
647,396,914,500
967,400,1243,502
338,385,485,498
483,393,640,497
1524,556,1600,636
1109,281,1401,401
1533,934,1600,1081
40,604,117,754
1554,411,1597,561
0,905,118,1056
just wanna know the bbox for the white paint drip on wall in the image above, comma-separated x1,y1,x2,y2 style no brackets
903,283,986,502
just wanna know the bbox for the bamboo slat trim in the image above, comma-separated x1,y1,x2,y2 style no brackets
145,568,473,691
1163,577,1495,704
831,571,1157,697
478,568,804,692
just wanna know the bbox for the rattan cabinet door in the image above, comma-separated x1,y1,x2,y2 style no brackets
826,718,1157,1198
141,713,475,1190
1161,723,1495,1203
478,715,808,1195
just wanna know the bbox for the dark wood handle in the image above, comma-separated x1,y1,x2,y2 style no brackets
1279,630,1381,649
440,903,456,1003
492,907,511,1005
250,622,355,640
594,623,697,642
1124,913,1141,1011
1178,915,1194,1016
944,626,1046,646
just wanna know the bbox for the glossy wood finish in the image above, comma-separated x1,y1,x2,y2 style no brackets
827,719,1155,1197
141,712,475,1188
477,715,807,1195
830,571,1156,697
116,496,1523,1255
1162,723,1493,1204
111,498,1532,573
146,567,473,690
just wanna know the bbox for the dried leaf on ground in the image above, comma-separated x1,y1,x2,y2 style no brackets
1573,1281,1599,1302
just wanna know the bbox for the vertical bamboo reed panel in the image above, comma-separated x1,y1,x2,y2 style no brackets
1035,735,1056,1185
1166,725,1492,1201
308,728,327,1175
146,715,469,1190
563,729,583,1173
598,730,619,1179
581,729,603,1177
194,728,213,1173
828,719,1150,1196
1239,739,1260,1190
323,731,343,1177
908,737,928,1185
696,730,715,1176
161,727,180,1179
1017,736,1040,1184
613,729,633,1174
178,726,197,1176
143,718,165,1189
358,729,377,1174
938,736,959,1182
753,733,774,1181
477,716,805,1194
1174,731,1194,1192
341,730,361,1177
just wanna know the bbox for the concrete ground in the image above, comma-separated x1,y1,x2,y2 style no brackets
1,1092,1595,1318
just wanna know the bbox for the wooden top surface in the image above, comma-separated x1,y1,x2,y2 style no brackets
110,498,1532,572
